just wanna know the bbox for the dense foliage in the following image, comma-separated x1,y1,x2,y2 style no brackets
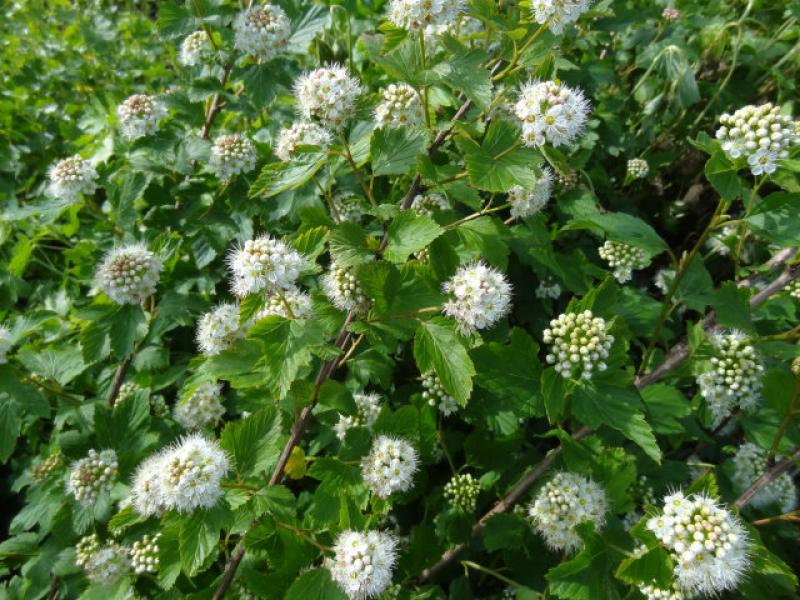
1,0,800,599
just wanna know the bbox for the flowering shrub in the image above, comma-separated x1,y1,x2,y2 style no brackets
1,1,800,599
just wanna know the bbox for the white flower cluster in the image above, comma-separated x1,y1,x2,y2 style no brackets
662,7,681,21
514,79,590,147
0,324,11,363
75,534,101,569
647,491,749,596
233,4,291,59
361,435,419,498
131,433,230,515
116,382,143,404
130,533,161,574
96,244,162,305
275,121,332,161
209,133,257,181
330,192,366,223
543,310,614,380
180,30,211,66
786,279,800,300
375,83,423,128
442,262,513,335
531,0,592,35
627,158,650,179
117,94,166,140
327,530,398,600
77,538,131,585
228,234,305,297
66,449,118,506
638,582,685,600
196,303,243,356
527,471,608,552
294,65,362,127
697,331,763,425
536,278,562,300
255,288,314,320
48,155,98,204
421,371,458,416
32,453,62,483
387,0,466,30
322,262,371,314
411,192,449,216
173,381,225,430
508,167,553,220
598,240,647,283
715,103,799,176
444,473,480,511
731,442,797,512
335,392,384,441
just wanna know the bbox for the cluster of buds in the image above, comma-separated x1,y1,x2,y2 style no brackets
48,155,99,204
66,449,118,506
531,0,593,34
508,167,553,220
75,535,132,585
95,244,162,305
361,435,419,498
294,65,362,127
228,234,305,297
31,453,62,483
543,310,614,380
598,240,647,283
786,278,800,300
411,192,449,216
327,530,398,600
117,94,167,140
233,4,291,59
255,288,314,321
387,0,466,30
196,303,244,356
334,392,384,440
375,83,424,127
731,442,797,512
661,7,681,21
179,30,211,66
209,133,257,181
514,80,591,148
442,262,513,335
129,533,161,574
322,263,371,314
715,103,799,176
330,192,366,224
627,158,650,179
275,121,331,162
444,473,480,511
173,381,225,430
421,371,458,416
116,382,143,404
75,534,102,569
535,278,562,300
638,582,685,600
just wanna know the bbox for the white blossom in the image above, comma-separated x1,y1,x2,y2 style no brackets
598,240,647,283
442,262,513,335
731,442,797,512
543,310,614,380
335,392,384,441
173,381,225,430
228,234,305,297
528,471,608,552
233,3,291,59
48,155,99,204
275,121,332,161
75,534,102,569
130,533,160,574
638,581,685,600
66,449,118,506
411,192,449,216
661,7,681,21
531,0,592,35
535,278,562,300
209,133,257,181
444,473,480,511
294,65,362,127
157,433,230,513
322,262,371,314
421,371,458,416
179,30,211,66
514,80,591,147
196,303,243,356
361,435,419,498
96,244,162,305
327,530,398,599
117,94,167,140
83,542,131,585
0,324,11,363
254,288,314,321
131,453,165,517
627,158,650,179
647,491,750,596
508,167,553,220
786,278,800,300
387,0,466,30
375,83,424,127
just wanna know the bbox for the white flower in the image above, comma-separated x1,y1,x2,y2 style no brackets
387,0,466,30
83,542,131,585
508,167,554,220
442,262,513,335
535,278,562,300
627,158,650,179
0,324,11,363
647,490,750,596
196,303,244,356
179,30,211,66
598,240,647,283
661,7,681,21
130,533,161,574
527,471,608,552
209,133,257,181
514,80,591,147
410,192,449,216
361,435,419,498
444,473,480,511
638,581,685,600
228,234,306,297
48,155,99,204
275,121,332,161
66,449,118,506
234,3,291,59
96,244,162,305
75,534,102,569
174,381,225,430
335,392,384,440
543,310,614,380
375,83,424,127
327,530,398,599
117,94,167,141
697,330,764,425
787,279,800,300
731,442,797,512
531,0,592,34
254,288,314,321
131,453,165,517
653,268,675,295
294,65,362,127
330,192,366,224
421,371,458,416
158,433,230,513
322,262,371,314
715,103,799,176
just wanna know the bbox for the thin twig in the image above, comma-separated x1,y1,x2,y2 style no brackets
734,449,800,509
107,357,131,407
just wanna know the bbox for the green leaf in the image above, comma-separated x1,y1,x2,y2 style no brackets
249,153,326,199
414,318,476,406
308,458,363,495
285,568,348,600
179,507,229,577
0,395,21,462
436,36,492,110
108,304,147,358
546,524,620,600
705,152,746,201
463,120,541,192
675,256,714,312
251,485,296,521
745,192,800,247
471,329,541,404
640,384,692,435
156,2,198,38
713,281,754,332
615,546,673,588
562,212,667,258
220,408,284,479
481,513,529,552
383,211,444,263
370,126,428,176
329,222,375,267
541,368,568,424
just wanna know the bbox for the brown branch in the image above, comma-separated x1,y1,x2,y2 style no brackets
734,449,800,509
107,357,131,407
201,64,233,140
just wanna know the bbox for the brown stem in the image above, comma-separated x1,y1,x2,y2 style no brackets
768,377,800,462
107,357,131,407
202,64,233,140
734,449,800,509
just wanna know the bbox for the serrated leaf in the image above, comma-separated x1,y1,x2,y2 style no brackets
414,318,475,406
249,153,326,198
220,408,283,479
464,120,540,192
383,211,444,263
615,546,673,588
328,222,375,267
371,126,428,176
562,212,667,258
285,568,348,600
